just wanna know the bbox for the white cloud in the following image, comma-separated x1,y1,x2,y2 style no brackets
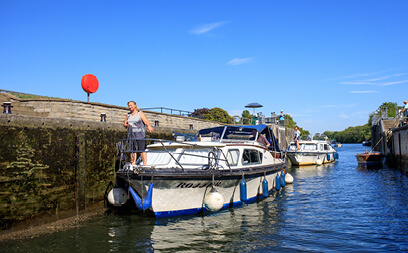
378,80,408,86
189,22,227,35
349,91,378,93
227,57,253,66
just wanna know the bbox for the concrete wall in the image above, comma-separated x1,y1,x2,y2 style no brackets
389,125,408,175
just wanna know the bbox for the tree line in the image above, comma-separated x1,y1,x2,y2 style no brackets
192,101,401,144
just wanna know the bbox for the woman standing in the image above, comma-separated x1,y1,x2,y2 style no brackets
124,101,154,165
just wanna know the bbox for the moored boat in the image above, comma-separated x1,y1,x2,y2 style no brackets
285,138,339,166
107,125,288,218
355,151,384,166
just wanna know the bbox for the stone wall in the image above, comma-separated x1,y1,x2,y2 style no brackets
0,114,195,230
2,93,222,130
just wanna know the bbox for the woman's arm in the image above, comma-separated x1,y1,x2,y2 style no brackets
140,111,154,133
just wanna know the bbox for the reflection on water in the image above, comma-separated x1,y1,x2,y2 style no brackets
2,144,408,252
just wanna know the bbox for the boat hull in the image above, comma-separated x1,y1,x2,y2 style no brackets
114,165,285,217
356,152,383,166
286,152,337,166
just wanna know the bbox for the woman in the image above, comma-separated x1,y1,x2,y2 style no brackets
124,101,154,165
294,126,300,150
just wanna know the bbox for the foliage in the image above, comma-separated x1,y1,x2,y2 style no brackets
322,124,371,143
368,102,398,125
241,110,251,125
283,114,296,129
193,107,233,124
190,108,209,119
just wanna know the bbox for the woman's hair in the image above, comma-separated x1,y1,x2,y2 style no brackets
128,101,140,111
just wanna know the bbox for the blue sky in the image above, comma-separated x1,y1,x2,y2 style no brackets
1,0,407,134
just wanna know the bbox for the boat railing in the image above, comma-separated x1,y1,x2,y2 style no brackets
116,138,232,172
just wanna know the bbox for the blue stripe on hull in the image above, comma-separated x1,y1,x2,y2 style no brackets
153,192,272,218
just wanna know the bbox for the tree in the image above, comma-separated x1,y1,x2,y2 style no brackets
241,110,251,125
205,107,233,124
368,102,398,125
284,114,297,129
190,108,209,119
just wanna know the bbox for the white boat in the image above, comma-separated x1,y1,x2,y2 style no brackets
285,139,339,166
107,125,287,218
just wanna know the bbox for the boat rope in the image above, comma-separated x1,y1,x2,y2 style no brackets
371,136,384,152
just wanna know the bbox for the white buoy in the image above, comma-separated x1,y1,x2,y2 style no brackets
204,187,224,212
316,158,323,165
107,188,128,206
285,173,294,184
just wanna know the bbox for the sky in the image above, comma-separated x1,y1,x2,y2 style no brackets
1,0,407,135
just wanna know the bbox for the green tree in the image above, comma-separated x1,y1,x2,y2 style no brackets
241,110,251,125
205,107,233,124
368,102,398,125
284,114,297,129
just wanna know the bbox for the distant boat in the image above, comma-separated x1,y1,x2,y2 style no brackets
355,151,384,166
330,139,343,148
362,140,371,146
286,139,339,166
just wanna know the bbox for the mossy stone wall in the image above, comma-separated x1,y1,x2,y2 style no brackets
0,114,181,229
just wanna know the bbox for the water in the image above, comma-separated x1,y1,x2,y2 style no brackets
2,144,408,252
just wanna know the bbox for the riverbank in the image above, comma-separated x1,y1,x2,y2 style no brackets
0,204,105,242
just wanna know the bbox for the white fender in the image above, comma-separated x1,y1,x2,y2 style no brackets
285,173,294,184
204,187,224,212
107,188,128,206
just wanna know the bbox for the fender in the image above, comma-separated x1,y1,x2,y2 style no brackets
129,183,153,210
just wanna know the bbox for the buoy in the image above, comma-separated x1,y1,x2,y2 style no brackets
107,187,128,206
280,172,286,187
276,174,281,191
316,158,323,165
240,179,247,202
204,187,224,212
262,178,269,197
129,183,153,211
285,173,294,184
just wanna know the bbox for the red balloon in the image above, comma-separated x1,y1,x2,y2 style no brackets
81,74,99,94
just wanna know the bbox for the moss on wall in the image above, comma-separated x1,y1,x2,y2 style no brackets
0,123,173,230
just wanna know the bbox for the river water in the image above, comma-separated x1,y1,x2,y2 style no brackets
3,144,408,252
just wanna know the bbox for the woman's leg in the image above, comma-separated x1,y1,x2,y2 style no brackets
131,153,136,165
141,152,147,165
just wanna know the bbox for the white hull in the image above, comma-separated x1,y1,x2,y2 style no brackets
286,151,336,165
127,171,282,217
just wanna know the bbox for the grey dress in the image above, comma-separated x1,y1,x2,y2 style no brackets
126,111,146,152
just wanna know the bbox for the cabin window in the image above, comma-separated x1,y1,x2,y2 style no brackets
304,144,317,151
178,148,212,165
324,144,330,150
226,149,239,166
242,149,261,165
143,150,173,165
287,144,297,151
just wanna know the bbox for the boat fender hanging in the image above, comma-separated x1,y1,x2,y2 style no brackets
262,178,269,198
327,153,331,161
285,173,294,184
204,187,224,212
316,158,323,165
280,172,286,188
128,183,153,211
107,187,128,206
276,174,281,191
240,179,247,203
